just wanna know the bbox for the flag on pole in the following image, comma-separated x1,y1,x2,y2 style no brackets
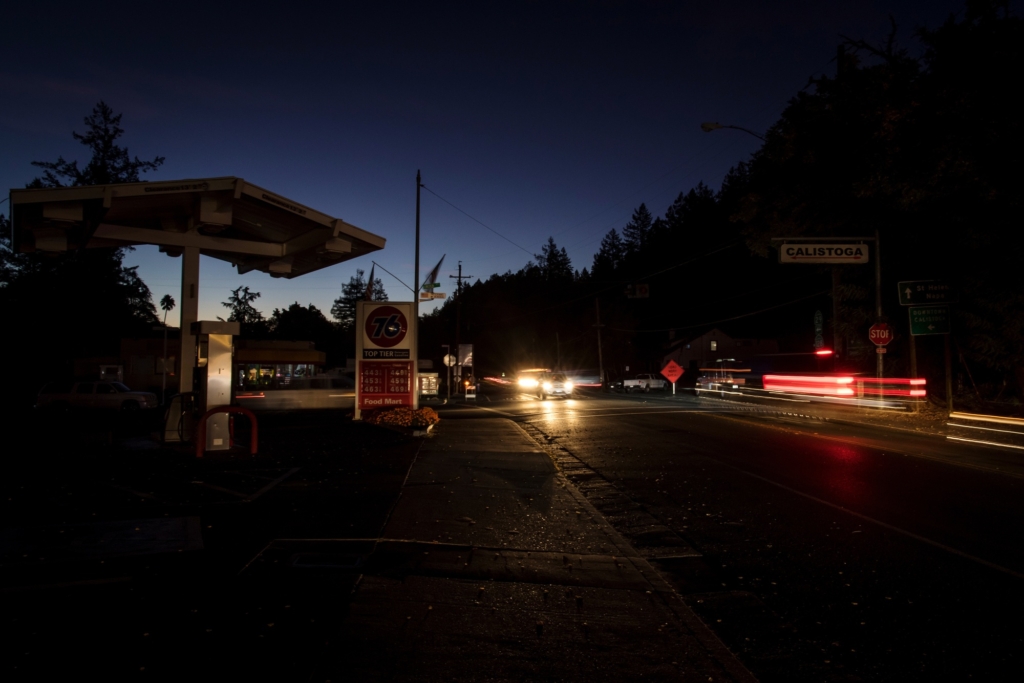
364,264,376,301
422,254,446,290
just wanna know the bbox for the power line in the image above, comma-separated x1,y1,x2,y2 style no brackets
371,260,414,294
420,184,534,257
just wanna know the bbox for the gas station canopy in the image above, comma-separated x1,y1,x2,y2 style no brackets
9,176,385,278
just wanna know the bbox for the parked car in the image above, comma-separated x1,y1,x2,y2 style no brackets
622,373,667,393
36,381,159,412
537,372,573,399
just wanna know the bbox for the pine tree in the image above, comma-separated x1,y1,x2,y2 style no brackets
591,229,624,280
2,102,163,344
621,204,654,254
29,101,165,187
534,237,573,281
331,269,387,329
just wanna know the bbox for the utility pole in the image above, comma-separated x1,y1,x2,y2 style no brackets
442,344,452,404
832,266,841,371
594,298,605,389
556,331,561,370
449,261,473,391
945,335,954,415
875,228,883,380
414,170,422,409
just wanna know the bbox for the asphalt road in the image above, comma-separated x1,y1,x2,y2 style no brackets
441,389,1024,682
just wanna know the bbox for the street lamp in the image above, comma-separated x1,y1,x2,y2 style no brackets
700,121,766,142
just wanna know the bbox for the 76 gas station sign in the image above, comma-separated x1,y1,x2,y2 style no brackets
356,301,416,418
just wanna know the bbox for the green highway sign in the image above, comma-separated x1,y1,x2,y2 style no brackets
909,305,951,336
898,280,957,306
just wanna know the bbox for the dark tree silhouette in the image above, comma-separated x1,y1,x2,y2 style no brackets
331,269,387,329
222,286,270,337
591,229,624,282
159,294,176,324
1,102,165,405
621,204,653,254
29,101,165,188
534,237,573,282
223,286,265,324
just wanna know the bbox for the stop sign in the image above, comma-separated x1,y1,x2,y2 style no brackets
868,323,893,346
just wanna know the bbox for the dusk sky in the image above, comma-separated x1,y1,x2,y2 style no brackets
2,1,962,325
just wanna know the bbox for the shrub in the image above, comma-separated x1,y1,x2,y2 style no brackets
365,406,440,429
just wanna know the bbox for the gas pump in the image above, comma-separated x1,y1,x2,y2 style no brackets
163,320,239,449
193,321,239,451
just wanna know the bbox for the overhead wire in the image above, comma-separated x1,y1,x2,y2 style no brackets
401,58,831,284
371,260,414,294
420,184,534,257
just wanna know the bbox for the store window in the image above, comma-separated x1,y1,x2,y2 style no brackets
236,363,321,390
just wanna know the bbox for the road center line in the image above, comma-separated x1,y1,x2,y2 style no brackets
730,465,1024,581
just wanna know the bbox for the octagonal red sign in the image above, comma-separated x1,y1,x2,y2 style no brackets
868,323,893,346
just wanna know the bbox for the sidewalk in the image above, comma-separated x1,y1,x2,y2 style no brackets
311,418,756,682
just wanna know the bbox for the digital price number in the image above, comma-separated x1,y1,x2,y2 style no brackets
360,362,413,396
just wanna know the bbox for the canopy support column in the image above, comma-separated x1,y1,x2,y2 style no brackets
179,245,200,394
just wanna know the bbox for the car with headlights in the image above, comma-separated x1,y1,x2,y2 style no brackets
515,369,545,391
536,372,573,399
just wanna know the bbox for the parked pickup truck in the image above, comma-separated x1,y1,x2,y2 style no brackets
36,381,159,411
621,373,667,393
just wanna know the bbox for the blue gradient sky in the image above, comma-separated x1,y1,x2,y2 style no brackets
2,1,961,325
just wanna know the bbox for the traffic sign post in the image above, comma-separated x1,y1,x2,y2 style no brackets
868,322,892,378
661,360,684,395
775,234,882,377
898,280,956,306
906,304,954,414
899,280,956,397
868,323,893,346
909,305,950,336
441,348,455,403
